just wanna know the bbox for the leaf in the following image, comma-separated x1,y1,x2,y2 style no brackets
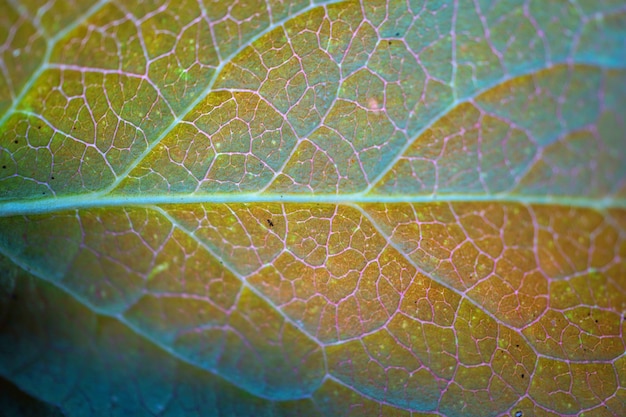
0,0,625,416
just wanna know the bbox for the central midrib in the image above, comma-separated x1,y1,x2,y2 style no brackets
0,192,623,217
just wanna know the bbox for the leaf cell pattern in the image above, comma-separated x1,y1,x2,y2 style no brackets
0,0,625,416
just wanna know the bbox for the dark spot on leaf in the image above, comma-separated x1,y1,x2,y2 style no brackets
41,192,45,195
388,41,392,45
395,32,400,36
37,126,41,129
51,176,55,180
515,411,523,417
14,140,18,144
521,373,524,378
515,344,519,348
267,219,274,228
595,319,598,323
2,166,5,169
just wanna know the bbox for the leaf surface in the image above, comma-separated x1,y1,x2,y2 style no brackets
1,0,625,416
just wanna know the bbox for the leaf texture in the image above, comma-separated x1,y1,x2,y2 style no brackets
0,0,625,416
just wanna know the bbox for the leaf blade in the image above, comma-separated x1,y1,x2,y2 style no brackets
1,0,625,416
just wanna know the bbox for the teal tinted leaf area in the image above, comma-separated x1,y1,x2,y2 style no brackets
0,375,65,417
0,1,625,416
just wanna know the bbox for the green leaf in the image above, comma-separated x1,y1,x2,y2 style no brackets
1,0,625,416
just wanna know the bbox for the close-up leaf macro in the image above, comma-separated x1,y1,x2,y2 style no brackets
0,0,625,416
